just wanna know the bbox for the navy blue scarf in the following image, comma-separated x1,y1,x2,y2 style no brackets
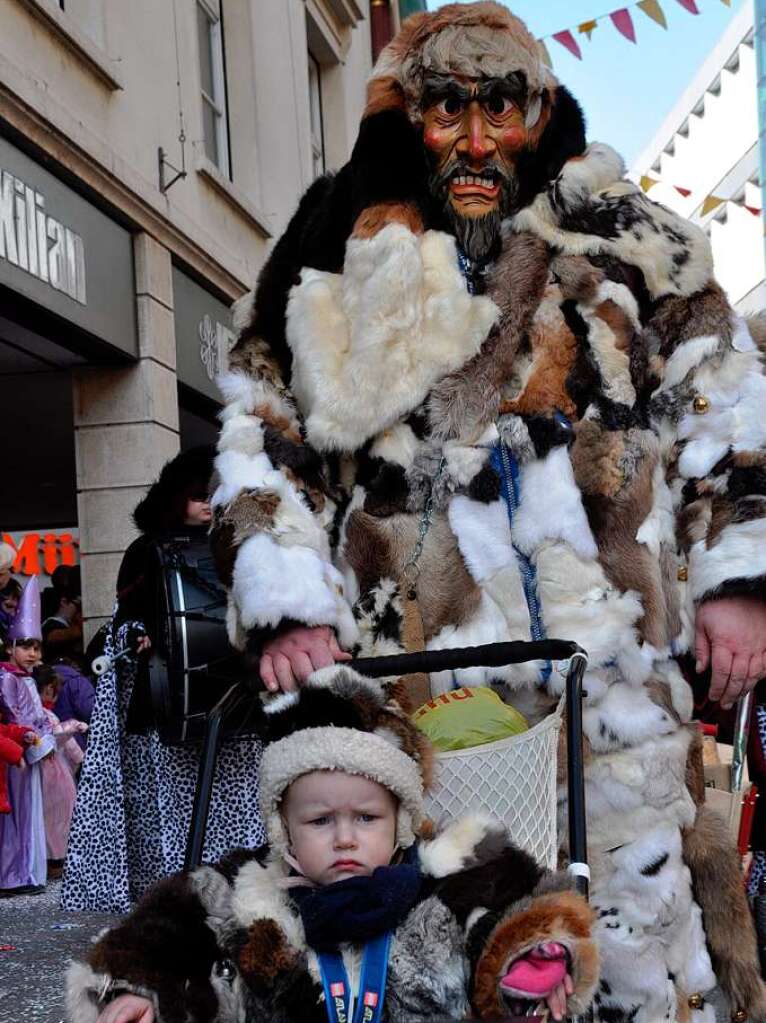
289,847,422,953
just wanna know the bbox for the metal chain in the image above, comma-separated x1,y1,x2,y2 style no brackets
401,455,447,600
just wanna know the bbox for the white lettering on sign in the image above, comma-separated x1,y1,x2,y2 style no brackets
0,167,87,305
199,313,235,381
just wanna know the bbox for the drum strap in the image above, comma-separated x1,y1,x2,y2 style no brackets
400,594,431,710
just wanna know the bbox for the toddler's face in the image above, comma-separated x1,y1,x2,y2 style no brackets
11,642,42,673
283,771,397,885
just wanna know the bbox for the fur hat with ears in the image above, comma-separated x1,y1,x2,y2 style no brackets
259,667,435,857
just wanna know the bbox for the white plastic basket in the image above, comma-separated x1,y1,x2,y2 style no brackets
423,696,564,869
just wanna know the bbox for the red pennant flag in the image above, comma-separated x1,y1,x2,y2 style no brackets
675,0,700,12
552,30,582,59
744,205,762,216
674,186,692,197
610,8,637,42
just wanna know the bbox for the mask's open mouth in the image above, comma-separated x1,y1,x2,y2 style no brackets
449,167,501,199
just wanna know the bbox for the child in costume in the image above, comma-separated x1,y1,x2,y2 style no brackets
0,576,56,894
67,667,598,1023
34,664,87,875
0,720,35,814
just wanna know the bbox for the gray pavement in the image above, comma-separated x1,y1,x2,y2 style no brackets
0,881,120,1023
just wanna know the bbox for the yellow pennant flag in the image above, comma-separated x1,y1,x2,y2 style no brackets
637,0,668,29
720,0,731,5
640,175,659,193
578,19,599,38
701,195,725,216
538,39,553,68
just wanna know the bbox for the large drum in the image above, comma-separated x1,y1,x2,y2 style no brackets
147,535,264,745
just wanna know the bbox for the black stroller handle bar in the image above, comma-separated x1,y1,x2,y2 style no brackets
347,639,584,678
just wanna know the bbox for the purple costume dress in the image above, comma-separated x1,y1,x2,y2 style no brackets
0,663,56,890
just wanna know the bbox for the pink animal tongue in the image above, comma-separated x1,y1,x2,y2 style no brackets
499,945,567,997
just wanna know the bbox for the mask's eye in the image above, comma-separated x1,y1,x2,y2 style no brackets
437,95,463,117
485,94,514,117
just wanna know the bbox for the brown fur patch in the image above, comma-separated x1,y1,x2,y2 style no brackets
218,490,281,547
253,403,302,445
593,299,634,353
363,75,406,117
428,232,550,442
472,891,598,1018
648,282,733,358
707,495,736,548
570,420,626,498
683,805,766,1018
228,334,286,390
238,919,299,985
550,254,603,304
746,312,766,354
500,284,578,419
684,726,706,807
352,201,424,240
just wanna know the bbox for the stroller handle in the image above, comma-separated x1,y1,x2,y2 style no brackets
348,638,584,679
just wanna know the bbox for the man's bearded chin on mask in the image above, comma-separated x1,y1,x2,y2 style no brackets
428,156,517,263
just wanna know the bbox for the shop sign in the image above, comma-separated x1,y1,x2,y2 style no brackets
2,530,79,587
0,169,87,304
172,266,235,403
0,136,137,358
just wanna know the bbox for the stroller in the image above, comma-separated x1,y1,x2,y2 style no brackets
183,638,591,1023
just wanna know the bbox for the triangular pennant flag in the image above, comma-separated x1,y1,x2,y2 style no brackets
674,186,692,197
610,8,637,42
675,0,700,13
701,195,725,215
578,19,599,38
640,175,659,192
637,0,668,29
720,0,731,5
553,29,582,59
744,205,762,216
538,39,554,68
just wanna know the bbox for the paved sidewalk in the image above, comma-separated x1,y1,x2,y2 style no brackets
0,881,120,1023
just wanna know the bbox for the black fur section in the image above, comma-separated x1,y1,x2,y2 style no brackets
464,908,502,986
468,464,502,504
639,852,669,877
697,575,766,605
427,844,543,930
588,254,653,323
525,413,574,458
265,685,373,743
88,874,220,1023
234,167,355,383
246,967,326,1023
514,86,587,212
728,465,766,500
133,446,215,533
356,452,411,517
405,407,430,440
561,300,602,418
349,109,431,223
356,585,404,644
213,846,270,885
261,425,326,496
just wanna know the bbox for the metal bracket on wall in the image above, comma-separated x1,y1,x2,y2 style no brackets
158,141,187,195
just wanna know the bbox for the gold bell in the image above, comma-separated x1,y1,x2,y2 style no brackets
692,394,710,414
732,1010,748,1022
677,565,688,582
688,993,704,1010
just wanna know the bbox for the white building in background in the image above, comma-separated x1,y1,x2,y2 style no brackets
631,0,764,315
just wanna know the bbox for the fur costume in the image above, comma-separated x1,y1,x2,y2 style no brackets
208,4,766,1018
66,668,598,1022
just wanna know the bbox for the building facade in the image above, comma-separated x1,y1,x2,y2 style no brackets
0,0,379,637
630,0,764,317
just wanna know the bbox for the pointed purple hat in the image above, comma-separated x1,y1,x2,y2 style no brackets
7,576,42,642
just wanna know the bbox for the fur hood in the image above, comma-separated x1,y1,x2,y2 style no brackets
132,445,215,534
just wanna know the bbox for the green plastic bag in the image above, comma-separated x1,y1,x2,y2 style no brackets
412,686,528,752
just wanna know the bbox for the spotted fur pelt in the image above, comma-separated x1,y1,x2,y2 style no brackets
66,815,598,1022
208,136,766,1020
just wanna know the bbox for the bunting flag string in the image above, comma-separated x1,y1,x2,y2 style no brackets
638,174,762,215
541,0,731,62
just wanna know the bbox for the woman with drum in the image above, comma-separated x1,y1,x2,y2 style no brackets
62,446,266,913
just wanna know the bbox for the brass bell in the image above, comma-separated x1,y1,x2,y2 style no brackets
692,394,710,414
688,993,704,1010
677,565,688,582
732,1010,748,1022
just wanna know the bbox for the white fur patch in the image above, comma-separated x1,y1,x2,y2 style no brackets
584,681,678,752
65,962,106,1023
513,447,599,560
689,517,766,601
231,856,307,950
418,812,504,878
286,226,498,451
448,496,514,582
369,421,421,468
232,533,358,648
659,334,720,392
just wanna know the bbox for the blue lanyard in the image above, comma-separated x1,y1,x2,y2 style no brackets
318,931,392,1023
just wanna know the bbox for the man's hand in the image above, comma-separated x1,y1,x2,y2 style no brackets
97,994,154,1023
695,595,766,709
260,625,351,693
